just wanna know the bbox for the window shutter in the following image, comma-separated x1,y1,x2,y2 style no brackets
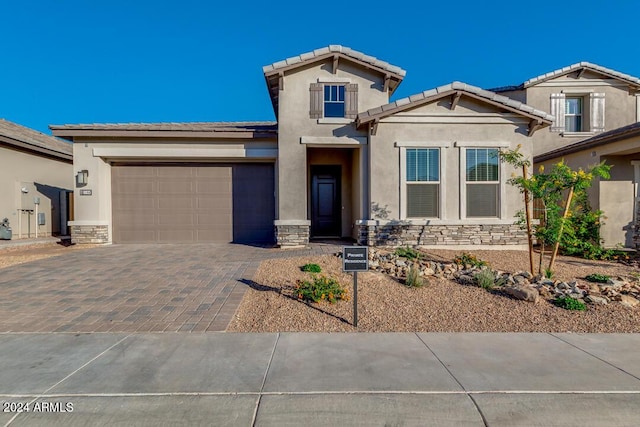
309,83,323,119
590,93,605,132
550,93,565,132
344,84,358,119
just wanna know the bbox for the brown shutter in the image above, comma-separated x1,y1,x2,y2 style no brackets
309,83,323,119
345,83,358,119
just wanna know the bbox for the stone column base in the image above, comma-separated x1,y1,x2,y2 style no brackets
70,224,110,244
274,220,310,248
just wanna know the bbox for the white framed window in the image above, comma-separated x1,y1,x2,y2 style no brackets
324,85,345,118
565,96,583,132
550,92,605,133
465,148,499,218
404,148,440,218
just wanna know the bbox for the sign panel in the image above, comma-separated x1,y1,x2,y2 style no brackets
79,189,92,196
342,246,369,272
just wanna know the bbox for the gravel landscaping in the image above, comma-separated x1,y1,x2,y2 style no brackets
0,242,94,269
228,249,640,333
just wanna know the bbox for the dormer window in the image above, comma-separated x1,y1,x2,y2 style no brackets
565,97,583,132
324,85,345,117
550,92,605,134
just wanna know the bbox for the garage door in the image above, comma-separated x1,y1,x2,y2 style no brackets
111,164,274,244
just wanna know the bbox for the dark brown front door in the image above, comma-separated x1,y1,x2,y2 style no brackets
311,166,341,237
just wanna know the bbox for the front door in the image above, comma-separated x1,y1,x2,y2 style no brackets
311,166,341,237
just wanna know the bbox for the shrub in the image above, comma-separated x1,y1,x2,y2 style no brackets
301,263,322,273
454,252,488,268
544,268,554,279
553,296,587,311
394,246,422,260
585,273,610,283
295,275,348,304
405,264,426,288
473,269,496,290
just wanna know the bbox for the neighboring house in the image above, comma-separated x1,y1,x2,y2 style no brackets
0,119,73,238
535,122,640,249
491,63,640,249
492,62,640,157
50,45,572,248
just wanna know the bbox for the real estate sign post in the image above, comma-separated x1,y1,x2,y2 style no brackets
342,246,368,327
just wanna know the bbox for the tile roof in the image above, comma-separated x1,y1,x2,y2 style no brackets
357,81,555,124
263,45,406,77
0,118,72,159
49,121,277,132
535,121,640,162
524,62,640,88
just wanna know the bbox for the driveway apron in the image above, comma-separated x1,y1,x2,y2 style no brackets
0,243,339,333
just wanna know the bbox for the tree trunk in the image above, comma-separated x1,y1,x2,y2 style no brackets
523,164,535,276
548,186,575,273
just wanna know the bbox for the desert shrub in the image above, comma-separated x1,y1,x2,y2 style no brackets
394,246,422,260
553,296,587,311
301,263,322,273
454,252,488,268
544,268,554,279
585,273,610,283
295,275,348,304
473,269,496,290
405,264,426,288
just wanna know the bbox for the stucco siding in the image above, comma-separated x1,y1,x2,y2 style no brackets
0,146,72,237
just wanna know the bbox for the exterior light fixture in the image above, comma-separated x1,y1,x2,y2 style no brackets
76,170,89,187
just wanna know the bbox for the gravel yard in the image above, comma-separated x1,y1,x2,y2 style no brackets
0,242,94,269
228,249,640,333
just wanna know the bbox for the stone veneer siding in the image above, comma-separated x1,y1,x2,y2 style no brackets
71,225,109,244
358,223,527,247
275,224,310,247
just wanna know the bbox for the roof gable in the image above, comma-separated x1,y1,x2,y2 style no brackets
263,45,406,117
523,62,640,88
357,82,554,133
0,119,72,161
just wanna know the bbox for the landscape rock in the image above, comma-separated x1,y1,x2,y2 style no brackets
620,295,640,308
585,295,609,305
505,286,539,302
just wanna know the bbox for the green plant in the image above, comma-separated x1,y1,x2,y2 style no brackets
295,275,348,304
544,268,554,279
405,264,426,288
301,263,322,273
454,252,488,268
394,246,422,260
585,273,610,283
473,269,496,290
553,296,587,311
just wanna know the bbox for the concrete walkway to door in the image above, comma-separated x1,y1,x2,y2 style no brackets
0,243,340,333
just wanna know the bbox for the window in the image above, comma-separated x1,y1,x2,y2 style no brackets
406,148,439,218
309,83,358,119
550,92,605,133
565,97,583,132
465,148,499,217
324,85,345,117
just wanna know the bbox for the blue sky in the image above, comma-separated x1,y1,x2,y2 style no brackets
2,0,639,134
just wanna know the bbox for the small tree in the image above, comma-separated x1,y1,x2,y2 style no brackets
500,147,611,275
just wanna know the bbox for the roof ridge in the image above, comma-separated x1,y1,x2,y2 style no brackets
262,45,407,77
524,61,640,87
357,82,554,123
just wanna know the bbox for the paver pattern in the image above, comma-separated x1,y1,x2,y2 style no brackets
0,243,339,332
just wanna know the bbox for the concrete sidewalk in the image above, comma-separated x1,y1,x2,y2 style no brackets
1,333,639,426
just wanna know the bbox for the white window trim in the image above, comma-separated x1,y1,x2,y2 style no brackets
454,141,510,148
317,118,352,124
399,145,447,220
317,77,351,84
459,146,506,220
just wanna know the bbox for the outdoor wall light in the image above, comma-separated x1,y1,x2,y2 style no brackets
76,170,89,187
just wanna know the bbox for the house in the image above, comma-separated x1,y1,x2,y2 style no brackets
0,119,73,238
490,63,640,249
51,45,566,247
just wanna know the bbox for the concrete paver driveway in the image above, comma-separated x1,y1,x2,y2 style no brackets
0,243,338,333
